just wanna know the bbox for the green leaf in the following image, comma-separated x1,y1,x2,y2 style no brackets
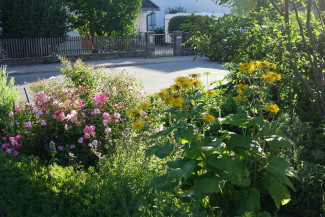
233,188,260,215
265,135,294,148
265,176,291,209
150,126,175,139
184,141,202,159
200,140,226,155
223,114,263,127
228,134,254,149
145,142,174,159
151,174,179,192
193,176,222,198
268,155,298,178
167,159,197,180
259,123,285,137
205,156,251,187
174,125,195,144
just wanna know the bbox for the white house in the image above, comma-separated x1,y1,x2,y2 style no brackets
136,0,160,33
149,0,230,29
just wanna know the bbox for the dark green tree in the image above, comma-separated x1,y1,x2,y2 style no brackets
64,0,142,36
0,0,69,38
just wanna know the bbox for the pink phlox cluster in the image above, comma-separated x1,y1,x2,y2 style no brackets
103,112,111,124
1,135,22,156
15,105,23,111
112,112,121,120
83,125,96,139
92,93,109,107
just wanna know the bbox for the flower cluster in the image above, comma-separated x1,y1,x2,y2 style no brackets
1,135,22,156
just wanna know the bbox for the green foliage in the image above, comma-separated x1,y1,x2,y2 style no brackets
0,66,19,132
0,0,69,38
168,15,199,33
64,0,142,36
165,6,187,14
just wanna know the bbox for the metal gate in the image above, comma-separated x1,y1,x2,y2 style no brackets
154,33,174,56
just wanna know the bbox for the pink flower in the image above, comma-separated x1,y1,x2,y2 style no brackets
91,140,98,146
25,121,32,128
103,118,111,124
142,111,147,116
103,112,110,119
41,119,47,126
105,127,111,132
2,143,10,149
9,137,15,142
64,124,69,131
16,144,22,148
81,113,86,118
2,137,7,141
84,133,90,139
114,104,119,108
112,113,121,119
12,150,19,156
8,111,14,117
58,146,64,151
78,137,83,144
70,116,77,123
15,135,22,140
24,81,27,85
93,108,100,115
15,105,22,111
52,114,57,119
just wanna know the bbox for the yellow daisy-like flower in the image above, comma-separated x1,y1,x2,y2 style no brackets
156,88,170,98
265,104,280,114
178,80,194,89
170,97,185,107
126,109,142,119
203,114,216,122
188,73,201,79
132,122,145,130
205,90,217,97
171,93,182,99
235,84,249,95
171,83,182,91
191,79,203,87
233,96,242,102
261,71,281,82
175,76,190,84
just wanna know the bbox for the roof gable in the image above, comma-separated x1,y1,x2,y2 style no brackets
141,0,160,11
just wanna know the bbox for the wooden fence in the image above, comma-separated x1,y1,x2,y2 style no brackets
0,35,146,59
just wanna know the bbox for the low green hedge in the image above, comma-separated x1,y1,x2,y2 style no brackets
0,150,205,217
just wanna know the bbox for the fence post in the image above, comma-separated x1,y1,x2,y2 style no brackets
145,31,155,58
173,31,183,56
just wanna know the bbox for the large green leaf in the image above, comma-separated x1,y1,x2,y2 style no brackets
150,126,175,139
174,125,195,144
205,156,251,187
228,134,254,149
265,176,291,209
193,176,222,199
200,139,226,156
145,142,174,159
167,159,197,180
184,141,202,159
257,212,271,217
259,122,285,137
223,114,263,127
268,155,298,179
265,135,294,148
233,188,260,215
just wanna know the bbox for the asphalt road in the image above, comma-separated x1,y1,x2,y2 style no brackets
9,57,229,102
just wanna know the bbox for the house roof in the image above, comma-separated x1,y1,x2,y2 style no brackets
141,0,160,11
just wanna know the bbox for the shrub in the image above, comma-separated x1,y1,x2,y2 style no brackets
144,64,298,216
168,15,198,33
1,59,148,168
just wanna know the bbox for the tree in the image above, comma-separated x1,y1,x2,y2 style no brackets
64,0,142,36
0,0,69,38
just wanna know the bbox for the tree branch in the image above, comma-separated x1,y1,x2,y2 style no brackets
268,0,285,17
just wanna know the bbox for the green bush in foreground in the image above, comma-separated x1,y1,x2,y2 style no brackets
0,146,208,217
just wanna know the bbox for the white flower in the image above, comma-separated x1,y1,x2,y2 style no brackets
8,111,14,117
105,127,112,132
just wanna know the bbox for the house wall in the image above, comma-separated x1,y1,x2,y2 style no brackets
151,0,230,28
136,11,148,33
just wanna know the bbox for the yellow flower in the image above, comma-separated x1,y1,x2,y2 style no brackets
170,97,185,107
188,73,201,79
126,109,142,119
132,122,145,130
171,83,182,91
235,84,249,95
171,93,182,99
191,79,203,87
175,76,190,84
249,128,255,132
233,96,242,102
205,90,217,97
261,71,281,82
156,88,170,97
203,114,216,122
265,104,280,114
179,80,194,89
